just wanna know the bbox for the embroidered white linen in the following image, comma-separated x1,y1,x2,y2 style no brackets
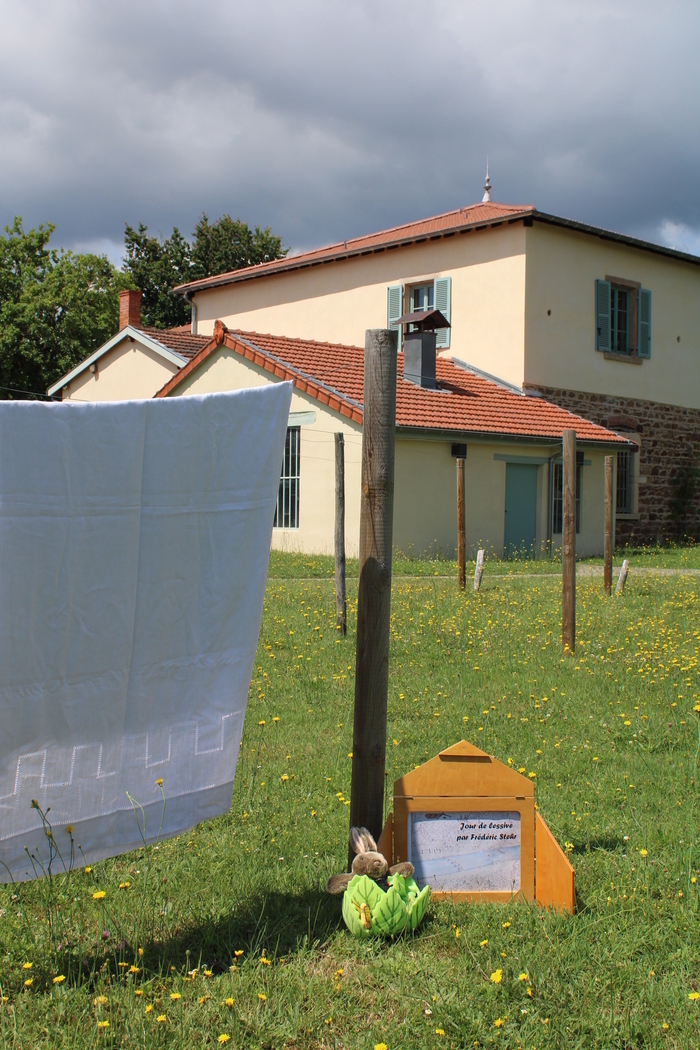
0,383,292,881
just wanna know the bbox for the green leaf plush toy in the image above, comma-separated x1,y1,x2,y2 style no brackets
326,827,430,938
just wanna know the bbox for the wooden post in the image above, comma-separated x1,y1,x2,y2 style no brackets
348,329,397,864
334,432,347,635
604,455,613,596
457,457,466,589
562,429,576,656
474,548,485,592
616,558,629,595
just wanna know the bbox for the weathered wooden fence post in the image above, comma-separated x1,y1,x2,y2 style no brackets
348,329,397,864
457,457,466,589
562,429,576,656
335,432,347,635
474,548,485,592
616,558,629,595
604,455,613,596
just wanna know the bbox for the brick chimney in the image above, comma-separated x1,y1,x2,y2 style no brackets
119,289,141,331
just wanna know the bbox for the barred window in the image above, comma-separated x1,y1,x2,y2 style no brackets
274,426,300,529
616,450,632,514
552,459,582,535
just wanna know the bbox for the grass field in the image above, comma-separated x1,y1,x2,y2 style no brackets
2,548,700,1048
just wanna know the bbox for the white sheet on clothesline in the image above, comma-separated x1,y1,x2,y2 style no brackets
0,383,292,881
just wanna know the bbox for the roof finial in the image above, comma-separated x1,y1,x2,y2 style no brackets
482,159,491,203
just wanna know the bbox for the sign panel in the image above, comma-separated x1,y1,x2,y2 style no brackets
408,811,521,893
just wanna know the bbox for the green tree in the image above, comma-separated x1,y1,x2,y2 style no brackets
122,223,192,329
190,213,288,280
0,218,129,399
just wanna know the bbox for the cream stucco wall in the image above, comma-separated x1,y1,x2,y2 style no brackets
192,223,528,387
63,336,179,402
166,346,364,555
524,223,700,409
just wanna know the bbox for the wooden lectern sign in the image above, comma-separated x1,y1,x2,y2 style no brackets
378,740,574,913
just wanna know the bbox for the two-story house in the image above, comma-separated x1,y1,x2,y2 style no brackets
169,195,700,544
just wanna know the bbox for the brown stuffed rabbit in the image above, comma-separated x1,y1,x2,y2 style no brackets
325,826,414,895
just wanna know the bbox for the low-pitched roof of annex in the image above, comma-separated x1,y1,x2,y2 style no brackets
173,199,700,297
155,323,631,448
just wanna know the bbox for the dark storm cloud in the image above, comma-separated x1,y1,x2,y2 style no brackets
1,0,699,263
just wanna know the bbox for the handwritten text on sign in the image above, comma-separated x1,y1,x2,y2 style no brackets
408,811,521,893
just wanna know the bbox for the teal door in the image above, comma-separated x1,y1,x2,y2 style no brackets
504,464,537,558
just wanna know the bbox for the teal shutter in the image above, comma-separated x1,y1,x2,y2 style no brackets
638,288,651,358
595,279,610,351
387,284,403,350
434,276,451,349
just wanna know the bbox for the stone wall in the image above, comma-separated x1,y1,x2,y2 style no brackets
530,386,700,545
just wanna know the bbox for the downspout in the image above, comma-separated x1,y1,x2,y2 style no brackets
185,291,197,335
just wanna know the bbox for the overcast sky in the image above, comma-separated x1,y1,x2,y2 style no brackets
1,0,699,265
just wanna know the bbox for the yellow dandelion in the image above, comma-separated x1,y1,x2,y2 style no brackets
135,989,143,996
234,950,244,957
347,752,353,758
518,767,526,774
24,978,33,987
144,1004,153,1014
689,991,700,1001
129,965,139,974
640,849,648,857
281,774,289,782
435,1029,445,1036
155,778,163,786
94,996,108,1006
203,970,213,977
198,995,209,1004
53,975,65,985
218,1037,231,1045
258,720,265,726
662,1022,669,1029
455,927,460,938
260,957,271,966
22,962,32,970
156,1014,166,1022
92,890,106,900
272,716,279,722
528,772,536,779
119,881,130,889
97,1020,109,1029
374,1044,388,1050
518,973,528,981
258,992,267,1001
502,921,511,929
170,992,181,1001
490,969,502,984
138,947,144,957
494,1018,503,1028
224,997,234,1007
480,939,488,947
84,866,92,873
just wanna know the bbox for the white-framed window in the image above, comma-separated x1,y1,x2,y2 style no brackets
387,276,451,349
595,278,651,358
551,457,582,535
274,426,300,529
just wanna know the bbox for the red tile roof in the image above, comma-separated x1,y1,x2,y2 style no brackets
155,325,630,447
174,202,534,294
138,326,209,360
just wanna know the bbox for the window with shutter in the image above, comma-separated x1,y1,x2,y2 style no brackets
595,279,611,352
434,276,451,349
387,285,403,350
638,288,651,358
